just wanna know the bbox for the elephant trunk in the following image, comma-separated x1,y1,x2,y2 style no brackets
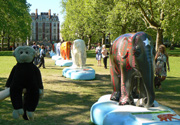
141,48,155,108
142,67,155,108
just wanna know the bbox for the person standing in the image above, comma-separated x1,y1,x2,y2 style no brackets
101,44,108,69
155,44,170,89
32,42,39,65
95,43,102,66
38,45,46,68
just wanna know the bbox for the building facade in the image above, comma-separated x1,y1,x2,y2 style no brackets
30,9,60,42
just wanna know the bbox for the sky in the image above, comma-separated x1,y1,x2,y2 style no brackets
27,0,64,23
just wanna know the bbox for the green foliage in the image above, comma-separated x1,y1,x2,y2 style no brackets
0,51,13,56
0,0,32,50
60,0,180,49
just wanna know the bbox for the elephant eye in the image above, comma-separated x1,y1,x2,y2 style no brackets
20,51,23,54
134,46,141,57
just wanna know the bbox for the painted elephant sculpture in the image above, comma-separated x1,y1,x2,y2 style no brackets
110,32,155,108
71,39,86,68
60,41,71,60
56,42,61,56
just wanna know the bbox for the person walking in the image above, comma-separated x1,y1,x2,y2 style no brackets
38,45,46,68
101,44,108,69
155,44,170,89
95,43,102,66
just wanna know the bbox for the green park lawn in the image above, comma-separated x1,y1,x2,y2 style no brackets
0,50,180,124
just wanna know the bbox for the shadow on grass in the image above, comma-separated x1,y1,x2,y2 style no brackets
0,78,7,90
0,74,112,124
85,64,94,66
1,74,179,124
155,76,180,114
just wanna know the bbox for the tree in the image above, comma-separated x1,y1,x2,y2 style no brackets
60,0,180,51
131,0,180,50
0,0,31,50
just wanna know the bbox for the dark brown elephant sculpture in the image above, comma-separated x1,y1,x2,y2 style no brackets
110,32,155,108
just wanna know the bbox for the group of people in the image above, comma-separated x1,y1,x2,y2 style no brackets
32,42,46,68
95,43,109,69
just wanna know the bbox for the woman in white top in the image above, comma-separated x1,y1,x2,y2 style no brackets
101,44,108,69
95,43,102,66
155,44,170,89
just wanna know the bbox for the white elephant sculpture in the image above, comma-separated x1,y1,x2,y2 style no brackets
71,39,86,68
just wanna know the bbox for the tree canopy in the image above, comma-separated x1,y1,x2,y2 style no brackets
0,0,31,50
60,0,180,50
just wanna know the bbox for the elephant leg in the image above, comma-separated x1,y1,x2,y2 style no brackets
110,65,121,102
119,69,134,105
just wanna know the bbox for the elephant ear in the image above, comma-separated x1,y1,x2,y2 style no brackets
129,35,140,68
119,37,129,59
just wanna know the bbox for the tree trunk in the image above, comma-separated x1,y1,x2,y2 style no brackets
108,33,111,46
1,31,5,51
102,33,105,45
8,36,11,50
1,37,4,51
121,23,127,34
80,33,84,40
87,36,91,50
170,34,175,50
155,28,163,51
13,39,15,50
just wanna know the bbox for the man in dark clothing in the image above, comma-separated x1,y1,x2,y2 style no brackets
32,42,39,65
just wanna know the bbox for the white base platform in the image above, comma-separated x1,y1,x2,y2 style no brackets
62,67,95,80
90,94,180,125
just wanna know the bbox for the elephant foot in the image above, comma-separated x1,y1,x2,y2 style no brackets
12,109,23,119
110,91,120,102
119,100,135,106
119,97,135,106
136,98,147,107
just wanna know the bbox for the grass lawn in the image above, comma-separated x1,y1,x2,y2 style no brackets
0,50,180,124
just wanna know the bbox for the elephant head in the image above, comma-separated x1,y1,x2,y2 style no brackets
131,32,155,108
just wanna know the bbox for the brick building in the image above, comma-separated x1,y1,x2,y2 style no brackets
30,9,60,42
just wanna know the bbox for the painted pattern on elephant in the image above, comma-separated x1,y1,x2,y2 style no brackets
110,32,155,108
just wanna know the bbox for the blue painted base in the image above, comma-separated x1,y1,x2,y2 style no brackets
49,51,56,57
55,60,73,67
90,94,180,125
62,67,95,80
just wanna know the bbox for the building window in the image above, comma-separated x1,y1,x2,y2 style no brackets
39,23,42,27
38,29,42,33
45,23,49,27
54,23,56,27
53,29,56,33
